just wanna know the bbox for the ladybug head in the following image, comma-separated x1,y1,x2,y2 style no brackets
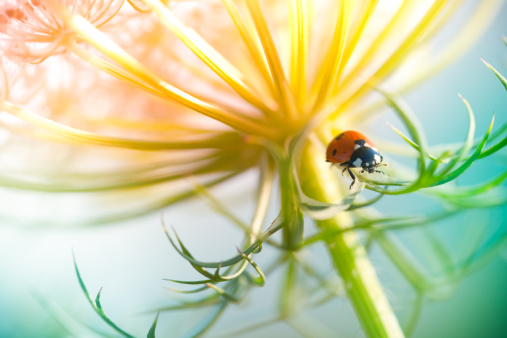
361,153,383,173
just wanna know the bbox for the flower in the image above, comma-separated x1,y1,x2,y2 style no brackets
1,0,506,337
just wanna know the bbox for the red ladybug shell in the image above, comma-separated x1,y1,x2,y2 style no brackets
326,131,377,164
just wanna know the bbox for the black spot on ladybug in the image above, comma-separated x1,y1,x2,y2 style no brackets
354,139,366,147
332,149,337,156
335,133,344,141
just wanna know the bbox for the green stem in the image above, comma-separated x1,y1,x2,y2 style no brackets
300,144,404,338
280,255,298,318
277,152,304,250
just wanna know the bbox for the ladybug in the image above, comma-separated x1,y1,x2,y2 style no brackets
326,130,386,189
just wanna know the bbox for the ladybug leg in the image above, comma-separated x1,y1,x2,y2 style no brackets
375,170,385,175
347,166,357,190
339,163,357,189
340,162,349,176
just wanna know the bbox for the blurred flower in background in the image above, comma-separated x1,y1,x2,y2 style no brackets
0,0,506,337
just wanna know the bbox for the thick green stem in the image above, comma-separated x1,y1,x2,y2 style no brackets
300,144,404,338
278,153,304,250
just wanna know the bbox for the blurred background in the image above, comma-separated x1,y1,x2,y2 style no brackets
0,2,506,338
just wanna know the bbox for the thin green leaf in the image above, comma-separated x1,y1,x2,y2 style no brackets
302,212,446,245
486,120,507,144
73,255,135,338
213,265,223,279
385,119,506,163
381,91,427,174
425,151,451,178
169,229,219,280
160,213,283,269
95,288,103,310
482,58,507,91
322,210,458,236
163,222,256,282
171,227,250,281
164,278,214,285
172,230,196,259
165,284,209,293
436,95,476,177
347,192,384,210
432,115,495,186
94,290,135,337
369,90,429,194
362,176,412,186
212,260,250,282
73,254,95,310
237,248,266,286
442,191,507,208
434,169,507,198
478,124,507,159
147,312,159,338
387,123,439,161
205,283,240,302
